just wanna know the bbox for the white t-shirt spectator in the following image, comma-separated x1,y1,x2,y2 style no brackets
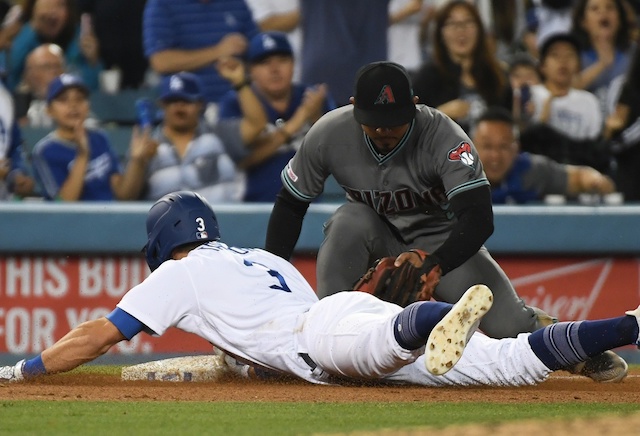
530,84,603,140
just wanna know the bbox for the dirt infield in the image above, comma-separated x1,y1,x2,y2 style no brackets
1,369,639,403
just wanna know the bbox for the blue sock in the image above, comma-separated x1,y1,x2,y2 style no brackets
528,316,639,370
393,301,453,350
22,354,47,378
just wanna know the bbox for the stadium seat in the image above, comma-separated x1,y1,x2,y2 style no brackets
21,125,133,163
89,88,159,126
20,126,50,152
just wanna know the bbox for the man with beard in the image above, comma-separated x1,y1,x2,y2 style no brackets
142,60,267,203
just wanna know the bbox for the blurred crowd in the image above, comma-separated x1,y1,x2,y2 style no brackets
0,0,639,204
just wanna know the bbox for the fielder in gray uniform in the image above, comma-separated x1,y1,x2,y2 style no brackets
265,61,625,382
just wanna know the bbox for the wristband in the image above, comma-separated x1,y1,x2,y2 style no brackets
23,354,46,377
233,79,251,91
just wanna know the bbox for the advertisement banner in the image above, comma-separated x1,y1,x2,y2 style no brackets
0,256,211,355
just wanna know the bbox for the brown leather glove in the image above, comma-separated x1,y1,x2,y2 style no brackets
353,249,442,307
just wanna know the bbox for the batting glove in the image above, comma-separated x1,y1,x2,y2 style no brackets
0,359,25,382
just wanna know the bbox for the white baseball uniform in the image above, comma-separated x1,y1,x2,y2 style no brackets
116,241,551,386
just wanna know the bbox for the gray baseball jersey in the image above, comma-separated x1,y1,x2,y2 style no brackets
281,104,489,242
277,104,546,339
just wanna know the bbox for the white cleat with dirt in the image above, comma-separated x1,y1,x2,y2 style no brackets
425,284,494,376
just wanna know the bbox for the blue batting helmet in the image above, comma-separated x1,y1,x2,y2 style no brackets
144,191,220,271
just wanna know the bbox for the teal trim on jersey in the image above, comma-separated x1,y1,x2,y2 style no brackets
280,167,315,202
446,178,490,199
364,120,415,165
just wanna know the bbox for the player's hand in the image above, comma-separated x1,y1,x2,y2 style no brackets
73,120,90,156
0,360,25,382
216,33,248,58
13,173,35,197
394,250,442,301
300,84,328,123
393,250,427,268
129,125,158,162
0,158,10,180
593,38,615,67
584,169,615,195
79,30,100,65
605,113,626,135
216,56,246,87
438,99,470,120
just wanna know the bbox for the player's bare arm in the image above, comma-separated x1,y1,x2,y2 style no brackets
215,57,268,145
41,318,126,374
150,34,247,74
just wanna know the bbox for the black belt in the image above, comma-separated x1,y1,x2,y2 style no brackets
299,353,317,370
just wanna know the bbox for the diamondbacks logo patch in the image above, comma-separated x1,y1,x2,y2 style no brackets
448,141,475,167
375,85,395,104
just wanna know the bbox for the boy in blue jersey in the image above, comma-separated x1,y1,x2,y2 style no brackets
31,74,156,201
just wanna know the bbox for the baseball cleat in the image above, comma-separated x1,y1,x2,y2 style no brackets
425,284,493,376
568,350,628,383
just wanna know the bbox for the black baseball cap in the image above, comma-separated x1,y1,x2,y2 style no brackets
538,33,581,62
353,61,416,127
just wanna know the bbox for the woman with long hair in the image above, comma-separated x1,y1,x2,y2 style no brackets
571,0,633,114
411,0,511,133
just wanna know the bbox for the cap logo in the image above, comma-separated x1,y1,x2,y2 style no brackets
169,76,185,91
60,74,76,85
375,85,395,104
262,34,277,50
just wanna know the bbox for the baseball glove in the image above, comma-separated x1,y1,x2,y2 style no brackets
353,249,442,307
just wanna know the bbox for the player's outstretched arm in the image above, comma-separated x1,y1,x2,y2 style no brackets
0,317,126,382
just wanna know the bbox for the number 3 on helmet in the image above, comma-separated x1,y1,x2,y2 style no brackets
143,191,221,271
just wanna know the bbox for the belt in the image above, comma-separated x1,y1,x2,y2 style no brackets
299,353,318,370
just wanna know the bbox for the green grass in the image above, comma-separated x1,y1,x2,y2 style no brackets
0,401,637,435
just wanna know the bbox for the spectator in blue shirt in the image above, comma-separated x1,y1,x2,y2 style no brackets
142,0,258,106
218,31,336,202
